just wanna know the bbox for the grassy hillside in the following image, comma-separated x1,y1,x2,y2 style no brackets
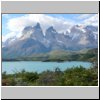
15,48,98,63
2,48,98,64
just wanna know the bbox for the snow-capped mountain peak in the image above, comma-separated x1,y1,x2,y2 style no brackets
20,23,44,41
2,23,98,58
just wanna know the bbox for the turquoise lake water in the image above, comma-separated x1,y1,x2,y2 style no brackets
2,61,92,74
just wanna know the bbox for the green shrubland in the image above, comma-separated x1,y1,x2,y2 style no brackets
2,66,98,86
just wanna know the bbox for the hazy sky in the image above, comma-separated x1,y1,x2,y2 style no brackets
2,14,98,42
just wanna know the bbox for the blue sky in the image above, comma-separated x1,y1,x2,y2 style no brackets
2,14,98,41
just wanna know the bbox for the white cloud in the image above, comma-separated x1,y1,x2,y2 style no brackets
2,32,22,42
83,14,98,26
2,14,73,41
77,14,91,20
5,14,74,40
2,32,15,42
3,14,98,42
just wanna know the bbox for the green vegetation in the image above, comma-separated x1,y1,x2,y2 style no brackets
2,66,98,86
2,48,98,86
3,48,97,63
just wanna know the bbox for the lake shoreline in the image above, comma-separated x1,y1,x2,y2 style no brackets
2,59,93,62
2,61,93,74
2,65,98,86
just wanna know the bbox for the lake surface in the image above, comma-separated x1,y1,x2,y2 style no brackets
2,61,92,74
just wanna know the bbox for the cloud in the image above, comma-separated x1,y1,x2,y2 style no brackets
7,14,74,33
83,14,98,26
5,14,74,38
3,14,75,41
77,14,92,20
2,32,22,42
3,14,98,42
2,32,15,42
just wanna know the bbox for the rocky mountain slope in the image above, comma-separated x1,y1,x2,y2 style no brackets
2,23,98,59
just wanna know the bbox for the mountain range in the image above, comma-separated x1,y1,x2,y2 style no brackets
2,23,98,59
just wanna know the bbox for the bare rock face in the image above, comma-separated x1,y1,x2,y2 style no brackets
2,23,98,58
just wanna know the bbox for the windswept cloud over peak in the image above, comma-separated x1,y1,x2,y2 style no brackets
7,14,74,33
2,14,98,42
83,14,98,26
